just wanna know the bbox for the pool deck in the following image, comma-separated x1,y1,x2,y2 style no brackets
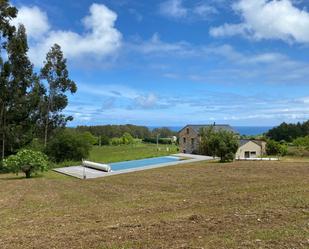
53,154,214,179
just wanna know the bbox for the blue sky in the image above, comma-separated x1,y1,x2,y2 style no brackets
11,0,309,126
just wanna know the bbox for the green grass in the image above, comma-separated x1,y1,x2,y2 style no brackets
88,143,178,163
54,143,179,168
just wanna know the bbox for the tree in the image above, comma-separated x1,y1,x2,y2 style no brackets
0,0,17,159
4,149,48,178
199,127,239,162
39,44,77,147
266,140,287,156
152,127,175,138
5,24,37,154
121,132,134,144
45,130,92,162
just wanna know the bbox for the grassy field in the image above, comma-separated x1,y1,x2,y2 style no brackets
56,143,179,167
88,144,179,163
0,160,308,249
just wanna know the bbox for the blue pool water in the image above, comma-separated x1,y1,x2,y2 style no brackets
109,156,180,171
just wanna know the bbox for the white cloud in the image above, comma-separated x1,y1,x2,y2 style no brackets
12,6,50,38
13,4,122,66
134,93,158,109
210,0,309,43
193,3,218,16
159,0,187,18
132,33,194,56
159,0,217,20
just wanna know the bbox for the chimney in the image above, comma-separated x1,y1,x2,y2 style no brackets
213,122,216,126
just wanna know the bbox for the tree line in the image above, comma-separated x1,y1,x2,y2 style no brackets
266,120,309,142
75,125,177,141
0,0,76,160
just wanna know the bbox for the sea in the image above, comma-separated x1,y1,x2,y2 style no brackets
149,126,273,136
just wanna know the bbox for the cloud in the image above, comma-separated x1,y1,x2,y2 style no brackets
159,0,187,18
131,33,195,56
11,6,50,38
159,0,217,20
13,4,122,66
134,93,158,109
210,0,309,43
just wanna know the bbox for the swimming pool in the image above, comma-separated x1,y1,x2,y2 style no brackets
109,156,181,171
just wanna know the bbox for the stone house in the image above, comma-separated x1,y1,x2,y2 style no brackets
178,124,236,154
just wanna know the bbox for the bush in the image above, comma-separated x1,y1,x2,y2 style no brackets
99,135,110,145
266,140,287,156
46,130,92,162
82,131,98,145
3,149,48,178
293,136,309,148
143,137,172,144
121,132,134,144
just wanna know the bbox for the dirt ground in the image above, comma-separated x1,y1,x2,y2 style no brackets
0,161,308,249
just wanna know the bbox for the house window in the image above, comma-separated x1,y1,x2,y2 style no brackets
183,137,186,143
191,138,194,145
186,128,189,134
250,151,257,158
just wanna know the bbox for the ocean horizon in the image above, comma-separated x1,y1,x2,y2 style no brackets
149,126,273,136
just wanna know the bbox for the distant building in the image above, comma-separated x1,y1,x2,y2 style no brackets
178,124,236,154
235,139,266,159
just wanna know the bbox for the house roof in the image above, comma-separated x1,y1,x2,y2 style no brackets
179,124,237,134
239,139,265,147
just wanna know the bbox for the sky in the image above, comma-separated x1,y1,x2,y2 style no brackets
10,0,309,127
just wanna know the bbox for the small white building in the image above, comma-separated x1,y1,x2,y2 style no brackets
236,140,266,159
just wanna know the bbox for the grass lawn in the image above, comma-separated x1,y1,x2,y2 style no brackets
56,143,179,167
0,161,308,249
88,143,179,163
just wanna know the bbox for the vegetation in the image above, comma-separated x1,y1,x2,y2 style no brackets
39,44,77,146
88,143,179,164
45,130,93,163
3,149,48,178
266,120,309,142
0,0,76,160
76,124,152,139
0,161,308,248
266,140,288,156
199,127,239,162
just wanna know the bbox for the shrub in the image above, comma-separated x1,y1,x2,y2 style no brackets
46,130,92,162
266,140,287,156
110,137,122,146
3,149,48,178
82,131,98,145
293,136,309,148
99,135,110,145
121,132,134,144
143,137,172,144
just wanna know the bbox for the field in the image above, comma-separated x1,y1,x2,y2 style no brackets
88,144,179,163
56,143,179,167
0,160,308,249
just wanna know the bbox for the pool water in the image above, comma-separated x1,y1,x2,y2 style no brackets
109,156,180,171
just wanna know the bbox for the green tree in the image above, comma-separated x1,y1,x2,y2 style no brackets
121,132,134,144
39,44,77,147
0,0,18,159
1,23,38,159
45,130,92,162
266,140,287,156
4,149,48,178
5,24,37,154
199,127,239,162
